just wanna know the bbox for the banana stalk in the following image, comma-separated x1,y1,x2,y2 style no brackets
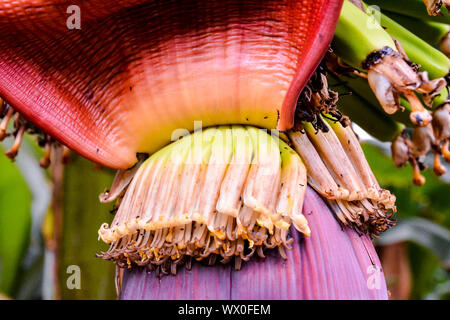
367,0,450,24
376,8,450,79
382,11,450,49
334,0,397,70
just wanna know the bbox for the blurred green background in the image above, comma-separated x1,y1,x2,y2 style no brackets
0,140,116,300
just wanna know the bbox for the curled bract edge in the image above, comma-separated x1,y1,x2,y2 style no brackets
0,0,343,169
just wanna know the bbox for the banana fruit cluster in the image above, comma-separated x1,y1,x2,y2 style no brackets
392,103,450,185
331,0,450,185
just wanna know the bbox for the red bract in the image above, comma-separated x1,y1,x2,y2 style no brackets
120,188,388,300
0,0,343,169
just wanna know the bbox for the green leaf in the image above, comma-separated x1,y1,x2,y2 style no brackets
0,146,32,295
408,243,449,300
377,218,450,264
58,154,116,299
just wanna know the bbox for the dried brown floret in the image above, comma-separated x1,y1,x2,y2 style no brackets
0,101,70,166
289,117,395,235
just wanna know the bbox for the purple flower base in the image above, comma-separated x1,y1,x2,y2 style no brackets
120,187,388,300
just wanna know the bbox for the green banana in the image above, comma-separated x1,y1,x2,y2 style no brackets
337,0,450,78
327,74,405,141
334,0,397,71
431,88,449,107
333,1,447,128
366,0,450,24
376,9,450,106
383,11,450,47
375,7,450,78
